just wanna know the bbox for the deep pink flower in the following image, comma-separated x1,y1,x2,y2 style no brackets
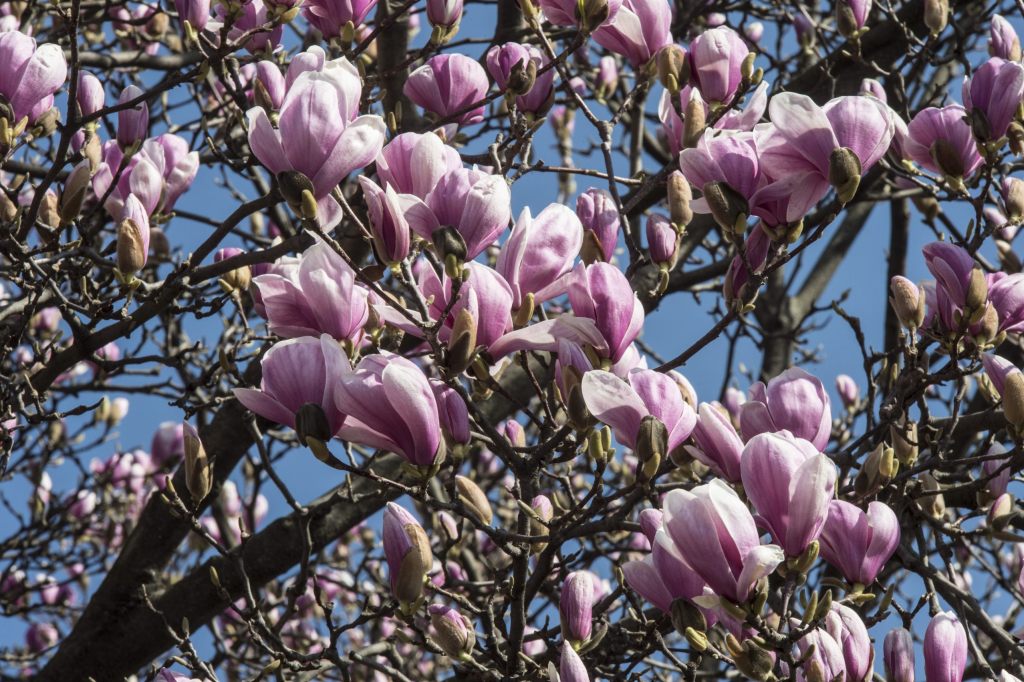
740,367,832,449
404,54,489,126
818,499,900,585
302,0,378,38
233,334,349,434
904,105,983,179
568,262,644,362
592,0,672,67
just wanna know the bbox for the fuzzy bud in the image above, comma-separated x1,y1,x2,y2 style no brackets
183,422,211,504
828,147,862,203
455,475,493,525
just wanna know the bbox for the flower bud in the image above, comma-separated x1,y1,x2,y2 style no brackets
682,89,706,149
836,0,870,38
988,492,1015,530
429,604,475,660
889,276,925,330
38,190,59,229
117,85,148,150
924,0,948,35
924,612,967,682
646,213,678,269
655,45,687,95
1003,178,1024,224
455,475,492,525
835,374,859,410
507,59,538,97
214,247,252,293
669,598,706,635
183,422,211,504
917,472,945,519
76,72,105,118
883,628,915,682
59,161,92,226
116,216,149,277
447,309,478,375
560,571,595,645
965,267,989,316
703,181,748,238
1003,369,1024,431
855,442,897,496
828,147,862,203
384,503,433,606
890,419,918,466
667,171,692,229
635,415,667,480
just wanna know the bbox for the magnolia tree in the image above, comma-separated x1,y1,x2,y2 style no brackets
6,0,1024,679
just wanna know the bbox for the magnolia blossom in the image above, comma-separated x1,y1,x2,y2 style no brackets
592,0,672,67
581,368,697,453
234,334,349,434
334,353,444,467
904,105,983,180
818,500,900,585
663,479,784,604
246,58,386,229
688,26,749,104
404,54,490,127
0,30,66,124
740,431,837,557
301,0,378,38
497,204,583,309
740,367,832,449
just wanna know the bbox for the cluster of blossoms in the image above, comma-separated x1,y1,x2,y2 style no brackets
8,0,1024,679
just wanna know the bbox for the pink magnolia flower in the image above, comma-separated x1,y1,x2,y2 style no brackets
567,262,644,363
427,0,462,28
592,0,672,67
246,58,386,229
825,602,874,682
404,54,489,127
302,0,378,38
740,431,837,557
334,353,443,467
883,629,915,682
990,15,1022,61
663,479,784,604
963,57,1024,140
818,499,900,585
796,626,846,682
375,132,462,199
497,204,583,309
576,188,620,262
486,42,555,114
685,402,744,482
924,612,968,682
253,236,370,343
233,334,349,434
740,367,833,450
537,0,621,28
582,368,697,453
0,30,66,124
904,105,983,180
560,572,595,644
358,177,414,265
759,92,896,214
92,134,200,217
622,528,706,611
688,26,749,105
213,0,283,53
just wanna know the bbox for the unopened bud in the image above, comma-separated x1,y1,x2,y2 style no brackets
856,443,897,495
667,171,693,229
1010,122,1024,156
988,492,1015,530
682,89,706,149
429,604,476,660
828,147,862,203
1003,178,1024,223
890,419,918,466
889,276,925,330
1003,370,1024,430
655,45,687,95
917,472,945,518
455,475,493,525
396,523,432,604
116,218,148,276
39,191,59,229
636,415,667,480
836,0,860,38
924,0,948,35
59,162,91,225
966,267,989,315
183,422,211,504
447,309,477,375
703,181,748,238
